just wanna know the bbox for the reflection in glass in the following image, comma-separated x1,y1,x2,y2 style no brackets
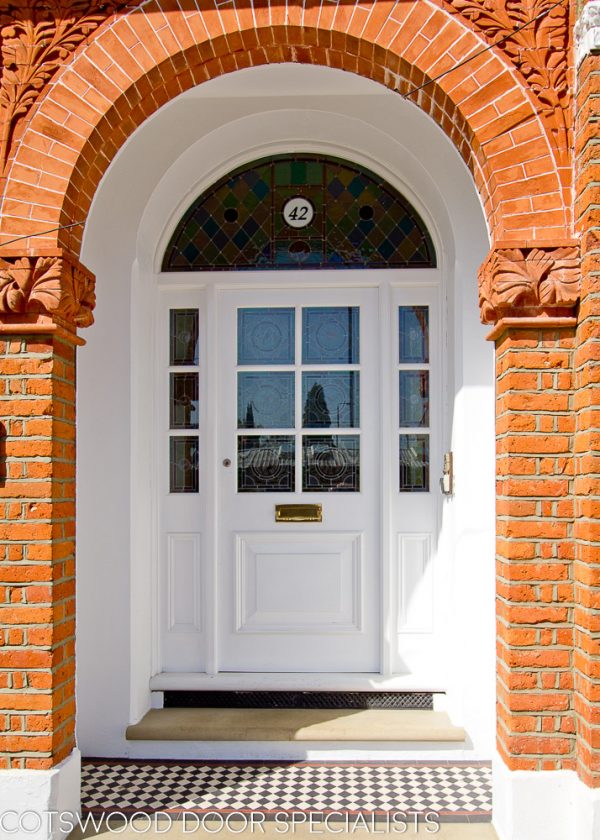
399,306,429,363
170,309,199,366
238,436,295,492
170,373,199,429
302,372,360,428
302,307,359,364
238,308,295,365
170,436,199,493
302,435,360,492
399,371,429,428
399,434,429,492
238,373,294,429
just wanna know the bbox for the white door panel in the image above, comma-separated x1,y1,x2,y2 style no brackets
157,275,442,682
217,286,379,672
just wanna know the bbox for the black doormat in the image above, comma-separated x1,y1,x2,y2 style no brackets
163,691,434,710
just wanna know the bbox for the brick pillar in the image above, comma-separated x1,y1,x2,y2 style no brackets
479,246,580,780
494,323,577,770
574,17,600,787
0,251,94,774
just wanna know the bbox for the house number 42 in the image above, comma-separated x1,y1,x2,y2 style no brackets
282,197,314,229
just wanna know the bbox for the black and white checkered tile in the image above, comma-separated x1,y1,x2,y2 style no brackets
82,760,492,821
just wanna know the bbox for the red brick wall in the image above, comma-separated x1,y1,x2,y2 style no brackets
574,49,600,788
0,331,77,768
495,326,577,771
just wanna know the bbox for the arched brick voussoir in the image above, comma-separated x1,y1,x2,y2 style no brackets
0,0,568,252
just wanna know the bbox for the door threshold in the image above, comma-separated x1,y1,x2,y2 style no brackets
150,672,446,693
127,708,465,743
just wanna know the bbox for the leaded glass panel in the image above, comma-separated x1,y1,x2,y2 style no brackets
170,436,199,493
163,155,435,271
399,307,429,363
170,309,199,365
170,373,199,429
302,307,359,364
302,372,360,428
399,371,429,428
238,308,295,365
238,372,295,429
399,434,429,492
303,435,360,492
238,436,295,492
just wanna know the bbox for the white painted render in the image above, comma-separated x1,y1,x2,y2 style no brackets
77,64,495,760
493,753,600,840
0,749,80,840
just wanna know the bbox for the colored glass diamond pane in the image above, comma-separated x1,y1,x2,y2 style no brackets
163,155,435,270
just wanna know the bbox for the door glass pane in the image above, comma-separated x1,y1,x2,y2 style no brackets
302,372,360,428
302,435,360,492
238,436,295,492
302,307,359,364
170,309,199,365
170,373,199,429
238,373,295,429
399,434,429,492
399,306,429,363
399,371,429,428
170,436,199,493
238,308,295,365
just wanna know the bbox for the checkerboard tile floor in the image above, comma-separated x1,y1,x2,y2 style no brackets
82,760,492,821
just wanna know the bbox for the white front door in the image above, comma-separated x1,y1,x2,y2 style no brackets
158,275,441,681
217,286,380,672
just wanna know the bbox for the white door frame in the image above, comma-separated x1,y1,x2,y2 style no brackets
149,267,444,689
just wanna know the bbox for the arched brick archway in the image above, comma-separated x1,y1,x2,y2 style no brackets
0,0,569,253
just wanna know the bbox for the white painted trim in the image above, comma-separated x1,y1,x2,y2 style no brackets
0,749,80,840
118,741,479,762
493,753,600,840
576,1,600,65
149,672,448,691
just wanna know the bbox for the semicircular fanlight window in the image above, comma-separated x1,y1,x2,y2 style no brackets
162,155,436,271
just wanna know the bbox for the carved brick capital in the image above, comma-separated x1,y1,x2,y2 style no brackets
0,250,95,330
0,0,130,175
478,244,581,324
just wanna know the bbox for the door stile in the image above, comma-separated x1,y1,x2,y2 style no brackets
206,284,219,674
379,279,394,676
150,285,162,678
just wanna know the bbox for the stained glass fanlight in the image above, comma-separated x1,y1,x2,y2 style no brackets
162,155,436,271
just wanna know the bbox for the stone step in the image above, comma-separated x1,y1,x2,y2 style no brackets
126,708,466,742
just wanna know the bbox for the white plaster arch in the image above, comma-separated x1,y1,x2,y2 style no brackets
77,64,495,760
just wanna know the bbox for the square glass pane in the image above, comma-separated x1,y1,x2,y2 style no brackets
238,372,294,429
302,307,359,364
399,434,429,492
170,436,199,493
238,308,295,365
399,306,429,363
302,435,360,492
170,373,199,429
170,309,199,366
399,371,429,428
302,372,360,428
238,435,295,492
